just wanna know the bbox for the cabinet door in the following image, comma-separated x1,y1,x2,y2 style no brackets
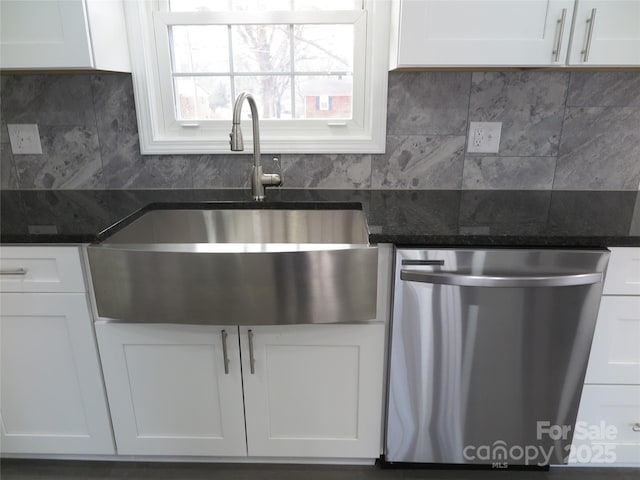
0,0,93,69
571,385,640,465
241,324,385,458
585,296,640,385
0,293,114,455
392,0,575,67
96,323,246,456
568,1,640,66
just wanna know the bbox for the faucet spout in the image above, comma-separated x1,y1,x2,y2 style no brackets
229,92,281,201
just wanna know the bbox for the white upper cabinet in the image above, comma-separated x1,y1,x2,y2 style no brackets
390,0,576,67
568,1,640,66
390,0,640,68
0,0,130,71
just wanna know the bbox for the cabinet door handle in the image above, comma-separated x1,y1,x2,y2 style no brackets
552,8,567,62
221,330,230,375
0,268,27,276
248,329,256,374
633,423,640,432
581,8,597,62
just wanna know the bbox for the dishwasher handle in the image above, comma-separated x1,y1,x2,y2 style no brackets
400,270,603,288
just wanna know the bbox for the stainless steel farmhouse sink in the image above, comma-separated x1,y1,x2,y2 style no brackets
88,207,378,325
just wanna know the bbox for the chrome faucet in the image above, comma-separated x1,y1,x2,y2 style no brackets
229,92,281,201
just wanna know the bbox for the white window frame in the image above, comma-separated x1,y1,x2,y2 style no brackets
123,0,390,154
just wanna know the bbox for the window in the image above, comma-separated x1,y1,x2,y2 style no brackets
124,0,390,154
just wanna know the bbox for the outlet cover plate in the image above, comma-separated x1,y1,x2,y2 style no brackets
467,121,502,154
8,124,43,154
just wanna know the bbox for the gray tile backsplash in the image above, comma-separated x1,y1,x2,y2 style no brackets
468,71,569,157
386,72,470,135
462,156,556,190
554,107,640,190
372,135,465,189
13,125,104,189
281,154,372,189
1,71,639,191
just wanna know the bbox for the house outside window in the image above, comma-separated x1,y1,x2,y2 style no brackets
124,0,390,154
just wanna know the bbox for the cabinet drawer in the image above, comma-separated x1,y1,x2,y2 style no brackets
604,248,640,295
571,385,640,465
586,296,640,385
0,246,86,293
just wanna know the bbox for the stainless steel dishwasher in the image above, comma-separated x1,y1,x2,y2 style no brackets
386,248,609,468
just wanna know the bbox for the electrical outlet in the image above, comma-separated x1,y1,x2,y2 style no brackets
8,124,43,154
467,121,502,154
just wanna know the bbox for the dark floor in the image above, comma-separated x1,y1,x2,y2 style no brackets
1,460,638,480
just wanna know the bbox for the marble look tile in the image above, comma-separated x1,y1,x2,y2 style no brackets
14,126,104,189
469,72,569,156
91,74,193,189
554,107,640,190
91,74,143,173
462,156,556,190
568,72,640,107
1,143,19,189
2,75,96,125
371,135,465,189
103,154,193,189
387,72,471,135
280,154,371,189
192,154,253,188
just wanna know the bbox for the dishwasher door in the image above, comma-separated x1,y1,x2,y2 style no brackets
386,248,609,467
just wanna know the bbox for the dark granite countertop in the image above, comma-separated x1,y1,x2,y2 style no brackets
2,189,639,247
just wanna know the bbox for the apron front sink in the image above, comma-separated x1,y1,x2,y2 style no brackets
88,207,378,326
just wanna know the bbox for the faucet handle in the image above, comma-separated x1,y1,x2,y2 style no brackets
272,155,283,187
262,173,281,187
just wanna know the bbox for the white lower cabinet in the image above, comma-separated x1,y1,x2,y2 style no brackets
96,322,385,459
571,385,640,465
241,324,385,458
571,247,640,466
95,323,247,457
0,293,114,455
585,296,640,385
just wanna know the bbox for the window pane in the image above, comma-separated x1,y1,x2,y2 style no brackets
171,26,229,73
231,0,293,11
293,0,360,10
169,0,359,11
232,25,290,73
234,76,292,119
294,25,353,73
169,0,292,12
294,76,352,119
174,77,232,120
